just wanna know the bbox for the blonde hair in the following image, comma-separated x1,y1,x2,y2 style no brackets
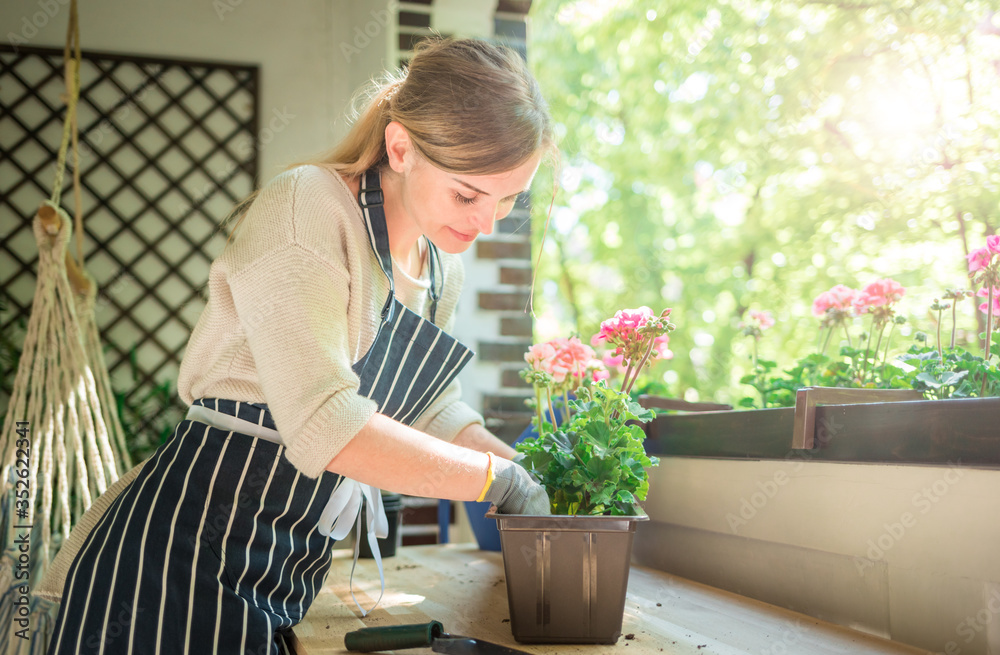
224,37,557,235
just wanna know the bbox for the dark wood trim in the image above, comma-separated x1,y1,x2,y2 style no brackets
638,395,733,412
645,397,1000,468
0,43,258,73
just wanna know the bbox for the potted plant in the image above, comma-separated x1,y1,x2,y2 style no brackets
487,307,674,644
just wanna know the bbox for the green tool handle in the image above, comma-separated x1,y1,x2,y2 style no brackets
344,621,444,652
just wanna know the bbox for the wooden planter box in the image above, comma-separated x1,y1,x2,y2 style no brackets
641,389,1000,467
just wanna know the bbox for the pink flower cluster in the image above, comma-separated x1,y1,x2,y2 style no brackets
855,278,905,310
750,310,775,330
978,287,1000,316
812,284,859,317
524,336,597,387
738,309,775,339
812,279,905,325
967,236,1000,317
593,306,655,354
592,306,673,362
967,236,1000,273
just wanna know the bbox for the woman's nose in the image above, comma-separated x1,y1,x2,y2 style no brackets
472,207,497,235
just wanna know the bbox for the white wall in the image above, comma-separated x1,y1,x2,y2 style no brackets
635,458,1000,654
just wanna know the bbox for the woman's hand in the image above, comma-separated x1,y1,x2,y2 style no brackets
482,458,550,515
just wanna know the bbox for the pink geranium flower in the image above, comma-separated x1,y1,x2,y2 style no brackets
854,278,905,312
967,247,993,273
653,334,673,360
546,336,595,384
812,285,859,317
594,306,654,349
525,342,557,372
739,310,775,339
977,287,1000,315
589,360,610,382
602,351,625,372
750,310,775,330
988,235,1000,255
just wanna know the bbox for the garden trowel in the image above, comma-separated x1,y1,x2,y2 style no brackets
344,620,531,654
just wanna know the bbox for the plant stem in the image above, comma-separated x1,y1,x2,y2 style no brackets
936,308,944,362
534,385,545,437
870,321,887,386
843,323,853,349
562,389,571,423
859,320,875,384
619,360,635,396
950,302,958,350
819,326,833,356
546,389,557,430
753,338,766,407
623,334,657,396
612,360,635,424
982,286,995,397
881,321,897,385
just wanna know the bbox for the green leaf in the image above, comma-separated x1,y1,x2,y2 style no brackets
914,372,943,389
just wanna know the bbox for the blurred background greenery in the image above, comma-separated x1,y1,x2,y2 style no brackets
524,0,1000,405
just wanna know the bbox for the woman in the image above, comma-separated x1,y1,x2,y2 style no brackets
48,37,554,655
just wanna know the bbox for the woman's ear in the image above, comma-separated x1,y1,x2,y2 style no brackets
385,121,414,174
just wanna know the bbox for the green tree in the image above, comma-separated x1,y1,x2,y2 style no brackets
527,0,1000,403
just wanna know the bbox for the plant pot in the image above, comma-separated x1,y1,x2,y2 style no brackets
486,510,648,644
359,492,403,559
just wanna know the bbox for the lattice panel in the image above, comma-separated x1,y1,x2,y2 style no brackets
0,44,259,459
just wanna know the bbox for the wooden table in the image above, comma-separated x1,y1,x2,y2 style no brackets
291,544,929,655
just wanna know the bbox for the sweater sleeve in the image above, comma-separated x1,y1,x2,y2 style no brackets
227,170,377,477
228,244,378,477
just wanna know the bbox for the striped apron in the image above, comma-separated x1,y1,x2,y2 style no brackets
47,167,474,654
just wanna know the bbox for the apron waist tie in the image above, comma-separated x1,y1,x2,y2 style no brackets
184,404,388,616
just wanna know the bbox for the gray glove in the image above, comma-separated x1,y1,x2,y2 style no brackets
483,457,551,515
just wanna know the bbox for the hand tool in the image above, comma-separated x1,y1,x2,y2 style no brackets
344,620,532,654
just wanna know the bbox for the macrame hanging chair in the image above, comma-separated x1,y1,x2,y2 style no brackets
0,1,132,650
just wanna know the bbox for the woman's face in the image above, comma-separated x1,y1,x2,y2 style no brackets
386,123,543,253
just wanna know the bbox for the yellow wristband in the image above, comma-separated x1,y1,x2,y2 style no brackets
475,451,496,502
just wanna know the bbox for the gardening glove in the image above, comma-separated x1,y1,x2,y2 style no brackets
483,456,551,515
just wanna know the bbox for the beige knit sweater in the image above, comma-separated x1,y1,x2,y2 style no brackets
177,163,484,478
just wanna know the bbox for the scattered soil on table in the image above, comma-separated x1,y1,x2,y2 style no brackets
501,619,510,623
624,633,636,640
394,564,418,570
656,602,662,607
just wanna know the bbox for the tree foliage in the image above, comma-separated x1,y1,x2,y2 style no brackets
527,0,1000,403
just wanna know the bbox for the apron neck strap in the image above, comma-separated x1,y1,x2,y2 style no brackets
357,167,442,323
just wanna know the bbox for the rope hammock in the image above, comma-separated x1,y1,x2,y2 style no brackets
0,0,132,649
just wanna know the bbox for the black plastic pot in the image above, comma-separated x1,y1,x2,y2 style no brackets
359,492,403,559
486,510,648,644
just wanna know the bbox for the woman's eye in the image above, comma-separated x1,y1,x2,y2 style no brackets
455,193,477,205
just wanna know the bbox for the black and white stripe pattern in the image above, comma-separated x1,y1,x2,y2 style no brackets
49,405,341,655
353,305,474,425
